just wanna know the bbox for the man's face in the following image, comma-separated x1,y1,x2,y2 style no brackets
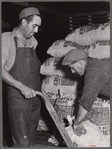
24,15,41,39
68,60,86,76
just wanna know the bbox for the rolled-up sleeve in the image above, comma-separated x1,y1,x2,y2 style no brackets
2,32,16,71
78,68,109,112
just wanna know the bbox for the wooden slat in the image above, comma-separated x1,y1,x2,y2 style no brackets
72,17,88,21
92,15,108,19
71,11,109,17
36,90,75,147
69,11,110,31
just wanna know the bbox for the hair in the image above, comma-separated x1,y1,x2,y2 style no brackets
18,14,41,26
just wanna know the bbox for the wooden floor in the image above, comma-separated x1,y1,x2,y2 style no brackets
3,130,62,147
34,131,58,147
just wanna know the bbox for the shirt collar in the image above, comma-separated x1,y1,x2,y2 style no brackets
11,27,18,38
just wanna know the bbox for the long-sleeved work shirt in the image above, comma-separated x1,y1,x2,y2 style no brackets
78,57,110,112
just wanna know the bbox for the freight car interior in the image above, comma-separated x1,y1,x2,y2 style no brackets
2,1,110,147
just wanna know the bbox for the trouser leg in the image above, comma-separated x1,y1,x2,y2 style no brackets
8,96,41,147
8,106,31,147
30,96,41,144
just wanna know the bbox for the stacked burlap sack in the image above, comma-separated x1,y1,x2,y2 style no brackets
47,23,110,59
39,58,83,146
40,68,81,127
85,97,110,145
37,22,110,146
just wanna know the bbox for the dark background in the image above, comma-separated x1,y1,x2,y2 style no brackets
2,1,110,63
2,1,110,147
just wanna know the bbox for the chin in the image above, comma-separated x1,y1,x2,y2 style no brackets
80,72,84,76
27,33,34,39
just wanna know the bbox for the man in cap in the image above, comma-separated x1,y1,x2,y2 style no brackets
62,49,110,136
2,7,42,147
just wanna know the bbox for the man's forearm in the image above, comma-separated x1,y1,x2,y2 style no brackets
74,104,88,125
2,68,24,90
2,58,38,99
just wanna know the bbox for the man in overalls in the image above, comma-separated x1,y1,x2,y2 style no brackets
2,7,42,147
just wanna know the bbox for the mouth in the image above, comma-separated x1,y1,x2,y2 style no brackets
71,69,83,76
30,32,35,36
76,71,81,76
77,71,84,76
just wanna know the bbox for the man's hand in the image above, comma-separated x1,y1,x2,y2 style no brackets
67,115,87,137
72,104,88,136
19,85,37,99
73,123,87,137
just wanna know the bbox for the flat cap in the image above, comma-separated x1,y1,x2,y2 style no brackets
62,49,88,65
19,7,40,20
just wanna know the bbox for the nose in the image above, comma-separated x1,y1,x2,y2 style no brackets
71,68,75,73
34,26,38,33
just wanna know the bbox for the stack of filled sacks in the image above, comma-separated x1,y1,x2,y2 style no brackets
38,22,110,145
37,58,83,132
39,59,83,145
40,59,83,127
47,23,110,59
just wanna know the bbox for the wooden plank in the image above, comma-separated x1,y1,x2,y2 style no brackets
36,90,75,147
92,15,108,19
71,11,109,18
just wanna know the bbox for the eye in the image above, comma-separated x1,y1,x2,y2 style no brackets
33,25,36,28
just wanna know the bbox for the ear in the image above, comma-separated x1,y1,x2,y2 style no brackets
79,59,86,67
21,19,27,26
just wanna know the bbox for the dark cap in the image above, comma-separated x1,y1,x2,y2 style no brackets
62,49,88,65
19,7,40,20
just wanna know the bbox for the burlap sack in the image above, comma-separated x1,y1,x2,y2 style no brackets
66,120,109,147
65,23,110,46
40,57,80,78
41,75,78,100
47,40,88,57
86,97,110,142
46,40,110,59
86,40,110,59
38,75,79,130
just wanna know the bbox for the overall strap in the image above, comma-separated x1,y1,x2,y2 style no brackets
14,37,18,49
